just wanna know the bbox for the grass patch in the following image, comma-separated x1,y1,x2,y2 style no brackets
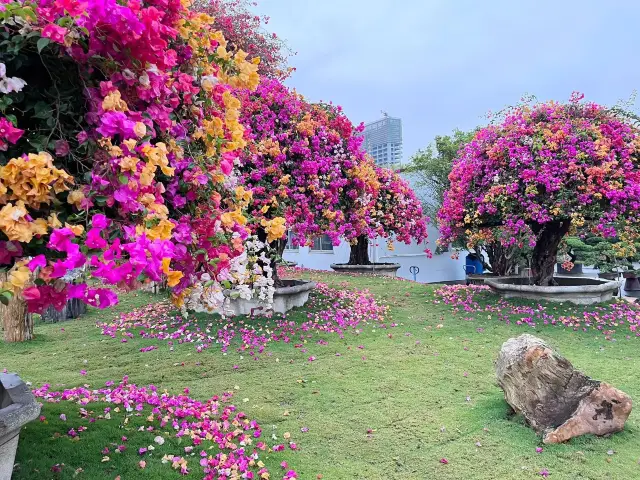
1,271,639,479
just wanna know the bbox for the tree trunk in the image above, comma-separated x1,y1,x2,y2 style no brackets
486,244,511,276
256,227,284,288
496,334,632,443
275,238,287,259
348,235,371,265
531,220,570,286
41,298,87,323
0,272,33,342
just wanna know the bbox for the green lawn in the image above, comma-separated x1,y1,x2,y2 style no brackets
1,271,639,479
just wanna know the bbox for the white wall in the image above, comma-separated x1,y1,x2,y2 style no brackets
283,228,466,284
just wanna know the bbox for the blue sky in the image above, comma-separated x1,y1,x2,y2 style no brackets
255,0,639,163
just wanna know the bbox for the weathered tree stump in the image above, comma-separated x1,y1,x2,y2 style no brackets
0,272,33,342
40,298,87,323
496,334,632,443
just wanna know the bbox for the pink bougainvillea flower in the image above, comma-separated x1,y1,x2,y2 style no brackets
41,23,68,44
0,117,24,144
54,139,70,156
28,255,47,272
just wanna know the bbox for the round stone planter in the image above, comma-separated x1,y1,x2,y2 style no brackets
277,261,298,267
466,273,498,286
221,280,316,316
484,276,621,305
0,373,41,479
330,263,400,277
622,273,640,293
598,272,620,296
557,262,584,275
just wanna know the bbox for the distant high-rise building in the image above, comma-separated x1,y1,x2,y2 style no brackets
360,114,402,167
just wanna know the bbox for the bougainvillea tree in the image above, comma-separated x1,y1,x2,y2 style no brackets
344,167,430,265
196,0,293,79
438,94,640,286
236,78,378,282
0,0,263,340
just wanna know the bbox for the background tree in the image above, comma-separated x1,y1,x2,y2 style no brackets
438,94,640,286
407,129,475,224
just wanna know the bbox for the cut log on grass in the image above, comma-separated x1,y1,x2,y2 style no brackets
40,298,87,323
0,272,33,343
496,334,632,443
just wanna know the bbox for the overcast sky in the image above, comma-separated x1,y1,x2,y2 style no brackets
255,0,639,163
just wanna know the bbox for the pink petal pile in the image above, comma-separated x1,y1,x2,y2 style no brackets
433,284,640,340
99,283,391,355
33,377,297,479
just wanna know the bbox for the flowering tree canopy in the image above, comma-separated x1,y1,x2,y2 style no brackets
438,94,640,285
370,168,429,245
196,0,293,79
344,167,429,265
0,0,269,316
237,79,377,249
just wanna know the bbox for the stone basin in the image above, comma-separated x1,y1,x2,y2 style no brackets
221,280,316,316
0,373,41,480
330,263,400,277
485,276,621,305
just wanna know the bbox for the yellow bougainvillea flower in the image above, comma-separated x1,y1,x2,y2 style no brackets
136,219,174,241
166,270,183,288
6,262,30,293
234,186,252,206
47,213,62,229
161,258,171,275
134,122,147,138
221,209,247,228
260,217,286,243
67,189,86,209
0,152,73,209
65,223,84,236
119,156,139,173
0,201,36,242
102,90,128,112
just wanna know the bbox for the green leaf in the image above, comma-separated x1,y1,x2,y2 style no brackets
36,37,50,53
118,175,128,185
0,291,12,306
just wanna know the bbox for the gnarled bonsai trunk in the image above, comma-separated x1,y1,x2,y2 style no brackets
485,243,512,276
348,235,371,265
0,273,33,342
531,220,571,286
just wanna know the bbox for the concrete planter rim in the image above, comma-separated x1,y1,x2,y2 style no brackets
485,275,621,294
0,372,42,480
220,279,316,315
330,263,400,270
222,279,315,297
273,279,316,295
